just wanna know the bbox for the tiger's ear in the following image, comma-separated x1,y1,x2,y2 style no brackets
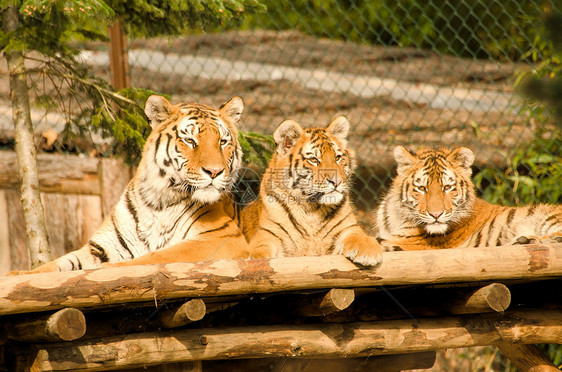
326,116,349,145
273,119,303,156
393,146,415,175
448,147,475,171
145,95,174,128
220,96,245,126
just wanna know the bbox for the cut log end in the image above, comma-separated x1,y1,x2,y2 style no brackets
180,299,206,322
48,308,87,341
321,288,355,313
485,283,511,313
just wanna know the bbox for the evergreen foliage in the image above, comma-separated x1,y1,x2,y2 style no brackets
474,7,562,207
1,0,265,165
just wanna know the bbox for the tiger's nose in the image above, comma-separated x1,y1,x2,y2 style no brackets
428,210,443,219
327,178,342,188
202,167,224,179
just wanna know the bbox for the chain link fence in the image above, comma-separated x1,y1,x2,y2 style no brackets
1,0,559,214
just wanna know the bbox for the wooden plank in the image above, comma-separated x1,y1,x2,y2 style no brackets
1,245,560,316
99,158,131,218
41,193,66,259
21,310,562,371
77,194,103,247
0,152,100,195
0,190,11,275
6,189,28,271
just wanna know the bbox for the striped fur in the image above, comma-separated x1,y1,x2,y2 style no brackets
374,146,562,250
241,117,383,266
11,96,251,274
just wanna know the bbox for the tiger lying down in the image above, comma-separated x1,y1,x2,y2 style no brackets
8,95,253,274
241,117,383,266
374,146,562,251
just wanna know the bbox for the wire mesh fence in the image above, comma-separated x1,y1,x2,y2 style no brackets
0,0,560,213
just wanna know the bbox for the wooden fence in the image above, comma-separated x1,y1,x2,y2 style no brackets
0,151,132,274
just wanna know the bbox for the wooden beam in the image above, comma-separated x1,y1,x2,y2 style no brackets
445,283,511,314
1,244,560,316
4,308,86,342
498,343,560,372
295,289,355,317
0,152,100,195
19,310,562,371
202,352,436,372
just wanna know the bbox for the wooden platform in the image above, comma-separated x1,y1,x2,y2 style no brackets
0,244,561,371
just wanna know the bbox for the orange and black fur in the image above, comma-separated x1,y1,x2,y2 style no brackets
9,95,251,274
241,117,383,266
374,146,562,250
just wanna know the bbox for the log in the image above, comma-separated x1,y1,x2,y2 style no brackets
295,289,355,317
202,352,436,372
498,344,560,372
4,308,86,342
445,283,511,314
18,310,562,371
156,299,206,328
0,152,100,195
1,244,560,316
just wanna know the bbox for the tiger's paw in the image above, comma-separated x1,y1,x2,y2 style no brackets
5,262,59,276
343,235,383,267
246,245,275,260
515,234,562,245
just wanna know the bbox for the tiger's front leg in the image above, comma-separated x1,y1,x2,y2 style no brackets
102,235,253,268
339,227,383,266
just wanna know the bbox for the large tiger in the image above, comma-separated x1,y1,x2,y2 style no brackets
241,117,383,266
8,95,251,274
374,146,562,250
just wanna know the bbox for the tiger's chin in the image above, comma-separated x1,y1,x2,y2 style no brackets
315,191,345,205
191,186,224,204
424,222,449,235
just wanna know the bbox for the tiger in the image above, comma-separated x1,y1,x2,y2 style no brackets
373,145,562,251
241,116,383,266
8,95,252,274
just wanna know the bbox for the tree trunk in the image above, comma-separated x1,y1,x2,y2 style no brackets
2,5,51,269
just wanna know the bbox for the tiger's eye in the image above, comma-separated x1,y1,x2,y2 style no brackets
220,139,228,146
416,186,427,193
308,158,320,165
182,138,197,148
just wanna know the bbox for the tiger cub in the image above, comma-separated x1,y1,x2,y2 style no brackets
9,95,251,274
241,117,383,266
374,146,562,250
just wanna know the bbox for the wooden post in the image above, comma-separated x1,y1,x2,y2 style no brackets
19,310,562,371
108,21,130,90
4,308,86,342
295,289,355,316
498,343,560,372
445,283,511,314
156,299,206,328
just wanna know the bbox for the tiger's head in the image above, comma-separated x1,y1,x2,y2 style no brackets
141,95,244,205
391,146,476,235
265,116,355,206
